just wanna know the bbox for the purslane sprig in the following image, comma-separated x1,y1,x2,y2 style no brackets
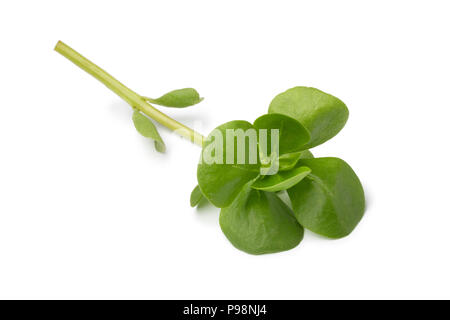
55,41,365,255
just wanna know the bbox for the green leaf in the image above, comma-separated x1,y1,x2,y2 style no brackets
253,113,310,155
190,185,204,207
145,88,203,108
197,120,260,208
299,149,314,159
287,157,365,238
253,113,310,176
278,149,314,171
132,110,166,152
269,87,349,148
278,152,302,171
220,183,304,254
251,166,311,192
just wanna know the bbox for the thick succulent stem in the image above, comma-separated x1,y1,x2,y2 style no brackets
54,41,205,146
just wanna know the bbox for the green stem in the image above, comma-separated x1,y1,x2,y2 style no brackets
54,41,205,146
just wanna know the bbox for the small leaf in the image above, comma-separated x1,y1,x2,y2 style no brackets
145,88,203,108
253,113,310,155
190,185,204,207
270,149,314,172
252,166,311,192
197,120,260,207
219,183,304,255
298,149,314,159
132,110,166,152
287,157,365,238
278,152,302,171
269,87,348,148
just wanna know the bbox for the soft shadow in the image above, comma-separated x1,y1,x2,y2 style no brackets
135,135,171,158
108,100,132,121
304,229,335,241
363,184,373,212
194,198,219,225
163,110,212,133
195,198,214,211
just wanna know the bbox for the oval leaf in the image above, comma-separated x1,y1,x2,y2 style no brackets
287,157,365,238
197,120,260,208
145,88,203,108
190,185,204,207
132,110,166,152
269,87,348,148
220,183,304,255
253,113,310,155
278,149,314,171
252,166,311,192
298,149,314,159
278,152,302,171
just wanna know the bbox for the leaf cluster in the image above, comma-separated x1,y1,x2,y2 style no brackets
55,42,364,255
193,87,365,254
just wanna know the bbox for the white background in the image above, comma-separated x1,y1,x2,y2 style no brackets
0,0,449,299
